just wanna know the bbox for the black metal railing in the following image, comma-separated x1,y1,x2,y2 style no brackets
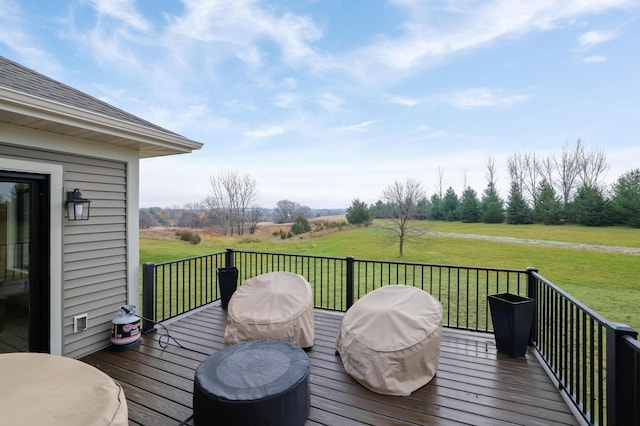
141,251,226,332
230,249,529,331
141,248,639,425
529,270,639,425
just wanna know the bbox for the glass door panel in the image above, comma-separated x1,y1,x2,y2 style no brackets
0,173,48,353
0,181,30,352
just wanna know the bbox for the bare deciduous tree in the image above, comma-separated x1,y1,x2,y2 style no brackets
246,206,265,235
273,200,311,223
578,144,608,190
523,153,541,206
382,177,426,256
235,174,258,235
507,152,541,205
507,153,527,196
461,168,469,192
179,201,206,228
554,141,582,205
485,156,498,189
539,156,555,190
207,171,257,236
436,167,444,199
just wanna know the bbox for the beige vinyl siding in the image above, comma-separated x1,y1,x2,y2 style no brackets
0,142,128,358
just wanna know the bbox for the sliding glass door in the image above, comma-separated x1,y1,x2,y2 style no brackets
0,172,49,353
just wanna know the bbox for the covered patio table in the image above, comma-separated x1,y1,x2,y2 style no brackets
0,352,128,425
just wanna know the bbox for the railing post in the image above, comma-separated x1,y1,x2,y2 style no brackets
346,256,355,310
606,323,639,425
526,267,539,344
225,248,235,268
142,262,156,334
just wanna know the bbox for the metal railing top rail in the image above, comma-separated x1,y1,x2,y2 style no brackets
151,250,227,267
233,248,528,274
530,268,609,328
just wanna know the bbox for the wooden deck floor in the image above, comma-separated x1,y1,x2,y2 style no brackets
81,304,578,426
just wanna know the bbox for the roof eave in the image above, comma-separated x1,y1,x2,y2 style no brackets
0,87,204,158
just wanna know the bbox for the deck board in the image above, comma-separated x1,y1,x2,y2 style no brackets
81,304,578,426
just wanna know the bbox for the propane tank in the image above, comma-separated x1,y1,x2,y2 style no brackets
111,305,141,348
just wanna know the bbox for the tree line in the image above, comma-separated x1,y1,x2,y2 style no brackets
343,141,639,255
140,171,322,234
354,141,638,229
141,141,639,249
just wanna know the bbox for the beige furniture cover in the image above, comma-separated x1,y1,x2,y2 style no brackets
336,285,442,396
0,352,128,425
224,271,314,348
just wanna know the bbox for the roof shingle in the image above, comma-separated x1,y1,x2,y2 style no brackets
0,55,178,136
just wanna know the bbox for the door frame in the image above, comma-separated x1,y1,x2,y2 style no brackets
0,157,62,354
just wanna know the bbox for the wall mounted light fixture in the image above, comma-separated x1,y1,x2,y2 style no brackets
66,189,91,221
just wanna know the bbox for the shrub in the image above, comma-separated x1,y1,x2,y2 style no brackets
176,230,201,245
291,215,311,235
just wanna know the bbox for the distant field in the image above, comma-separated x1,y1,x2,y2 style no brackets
140,219,640,331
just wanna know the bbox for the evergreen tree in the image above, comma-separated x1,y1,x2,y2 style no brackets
506,182,532,224
427,194,444,220
534,180,564,225
459,187,482,223
573,185,613,226
612,168,640,227
414,197,430,220
480,183,504,223
345,198,373,225
369,200,395,219
442,187,459,221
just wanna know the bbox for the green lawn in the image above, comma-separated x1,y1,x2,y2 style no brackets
140,220,640,331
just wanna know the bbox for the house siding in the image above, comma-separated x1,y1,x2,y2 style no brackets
0,142,127,358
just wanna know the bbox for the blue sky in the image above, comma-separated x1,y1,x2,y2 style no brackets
1,0,639,209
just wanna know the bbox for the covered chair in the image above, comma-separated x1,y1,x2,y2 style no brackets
224,271,314,348
336,285,442,396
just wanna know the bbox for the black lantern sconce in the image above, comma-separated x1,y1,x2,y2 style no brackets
66,189,91,221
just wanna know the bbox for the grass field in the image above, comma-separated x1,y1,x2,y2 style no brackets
140,219,640,332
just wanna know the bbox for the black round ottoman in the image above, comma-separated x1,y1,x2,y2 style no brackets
193,340,310,426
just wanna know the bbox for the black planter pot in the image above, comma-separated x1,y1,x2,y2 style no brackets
488,293,535,358
217,267,239,309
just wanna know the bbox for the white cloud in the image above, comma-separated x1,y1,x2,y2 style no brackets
275,93,295,108
223,99,257,112
144,104,230,135
83,28,143,68
583,55,607,63
244,126,286,138
283,77,298,90
317,92,343,111
391,96,421,106
579,30,618,47
0,0,62,75
333,121,376,132
90,0,150,32
62,0,156,70
343,0,633,83
444,88,530,110
165,0,329,70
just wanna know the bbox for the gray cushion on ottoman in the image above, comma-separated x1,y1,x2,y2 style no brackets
193,340,310,426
